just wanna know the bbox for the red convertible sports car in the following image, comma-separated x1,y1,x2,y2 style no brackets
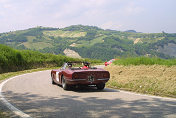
51,62,110,90
104,59,116,66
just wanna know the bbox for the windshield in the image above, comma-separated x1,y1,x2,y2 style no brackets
61,63,67,69
60,62,97,70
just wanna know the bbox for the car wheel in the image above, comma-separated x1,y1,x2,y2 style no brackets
51,74,56,85
62,76,69,90
96,83,105,90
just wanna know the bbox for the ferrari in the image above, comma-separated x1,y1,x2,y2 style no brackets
51,62,110,90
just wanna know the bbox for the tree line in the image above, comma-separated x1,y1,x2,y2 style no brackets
0,44,101,73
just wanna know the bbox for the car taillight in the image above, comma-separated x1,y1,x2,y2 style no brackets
73,74,78,79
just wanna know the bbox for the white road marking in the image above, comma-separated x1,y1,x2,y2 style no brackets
0,71,48,118
118,89,176,101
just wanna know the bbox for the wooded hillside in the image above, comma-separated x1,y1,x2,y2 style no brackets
0,25,176,60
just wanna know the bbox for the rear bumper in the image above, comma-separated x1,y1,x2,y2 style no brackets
65,78,109,85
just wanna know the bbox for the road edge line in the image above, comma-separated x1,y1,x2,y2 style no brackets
0,71,49,118
0,70,50,118
117,89,176,101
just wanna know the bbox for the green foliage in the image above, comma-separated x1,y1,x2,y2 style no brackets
149,37,176,48
113,57,176,66
71,36,136,60
0,44,101,73
0,25,176,61
23,27,58,36
62,25,102,32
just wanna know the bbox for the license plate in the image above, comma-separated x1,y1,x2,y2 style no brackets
88,76,94,82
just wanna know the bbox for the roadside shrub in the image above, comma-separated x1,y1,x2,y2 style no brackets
0,44,102,73
113,57,176,66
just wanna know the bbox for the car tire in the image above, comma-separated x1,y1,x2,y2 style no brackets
62,76,69,90
96,83,105,90
51,74,56,85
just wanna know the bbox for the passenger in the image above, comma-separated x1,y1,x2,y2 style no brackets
68,63,72,68
82,62,89,69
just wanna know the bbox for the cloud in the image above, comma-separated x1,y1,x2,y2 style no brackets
71,0,107,7
0,0,175,33
0,0,145,32
123,2,144,15
101,21,123,30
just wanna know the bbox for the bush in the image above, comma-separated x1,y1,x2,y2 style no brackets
0,44,101,73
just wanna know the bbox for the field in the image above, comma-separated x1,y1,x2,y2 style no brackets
105,65,176,98
114,57,176,66
43,30,87,38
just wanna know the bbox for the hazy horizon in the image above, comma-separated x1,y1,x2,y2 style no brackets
0,0,175,33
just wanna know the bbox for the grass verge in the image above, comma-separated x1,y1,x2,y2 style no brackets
0,110,8,118
114,57,176,66
0,67,58,82
105,65,176,98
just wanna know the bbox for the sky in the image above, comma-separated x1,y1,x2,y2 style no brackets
0,0,175,33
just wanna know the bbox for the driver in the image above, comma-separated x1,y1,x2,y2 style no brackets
67,63,72,68
82,62,89,69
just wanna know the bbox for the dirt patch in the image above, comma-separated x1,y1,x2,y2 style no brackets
70,43,76,47
134,38,142,44
63,48,82,58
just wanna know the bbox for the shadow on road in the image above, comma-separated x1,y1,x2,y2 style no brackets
2,90,176,118
65,86,119,93
56,84,119,93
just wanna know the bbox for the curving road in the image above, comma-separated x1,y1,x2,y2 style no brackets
1,70,176,118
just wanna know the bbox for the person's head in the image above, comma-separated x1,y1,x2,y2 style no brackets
68,63,72,68
83,62,89,67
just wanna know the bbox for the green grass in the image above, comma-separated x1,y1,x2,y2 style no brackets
0,110,8,118
43,30,86,38
75,36,105,48
22,42,53,50
0,67,57,81
89,36,105,46
26,36,36,42
114,57,176,66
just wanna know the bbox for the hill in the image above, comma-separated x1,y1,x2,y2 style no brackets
0,25,176,60
125,30,138,33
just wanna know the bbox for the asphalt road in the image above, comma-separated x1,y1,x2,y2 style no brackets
1,70,176,118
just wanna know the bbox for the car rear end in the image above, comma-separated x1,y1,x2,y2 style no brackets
66,69,110,85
